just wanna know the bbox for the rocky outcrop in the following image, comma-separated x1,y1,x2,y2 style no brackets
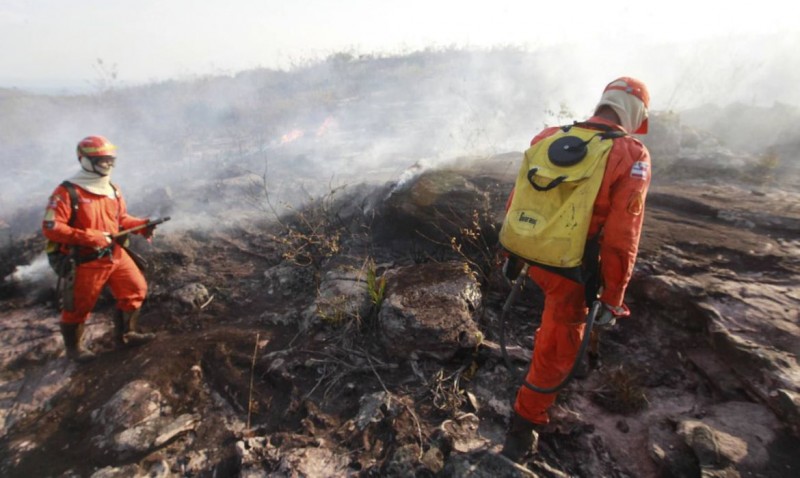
91,380,199,456
378,261,482,360
633,183,800,436
314,255,373,324
378,169,492,242
1,154,798,477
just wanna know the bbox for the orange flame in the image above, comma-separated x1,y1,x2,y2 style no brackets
280,129,304,144
316,117,336,137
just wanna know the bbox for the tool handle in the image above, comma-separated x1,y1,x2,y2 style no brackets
112,216,171,239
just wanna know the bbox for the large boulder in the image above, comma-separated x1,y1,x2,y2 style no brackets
377,169,491,242
676,401,780,475
91,380,199,456
378,261,482,360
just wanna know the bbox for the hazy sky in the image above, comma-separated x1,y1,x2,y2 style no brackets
2,0,797,92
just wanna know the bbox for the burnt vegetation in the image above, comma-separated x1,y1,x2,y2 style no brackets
1,49,799,477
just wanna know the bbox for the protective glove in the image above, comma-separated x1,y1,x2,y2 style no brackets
86,229,113,248
134,219,156,241
595,303,630,328
141,224,156,240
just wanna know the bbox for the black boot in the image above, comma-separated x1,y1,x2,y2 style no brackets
113,311,125,347
115,309,155,347
501,414,539,463
573,352,591,379
60,323,96,363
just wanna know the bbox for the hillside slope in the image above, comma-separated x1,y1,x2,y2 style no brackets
1,155,798,477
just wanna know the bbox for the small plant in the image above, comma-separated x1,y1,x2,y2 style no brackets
317,294,350,326
592,364,649,413
366,259,386,309
448,208,498,284
750,148,780,185
269,220,342,269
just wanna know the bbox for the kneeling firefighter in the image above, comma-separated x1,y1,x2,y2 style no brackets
498,77,652,462
43,135,160,363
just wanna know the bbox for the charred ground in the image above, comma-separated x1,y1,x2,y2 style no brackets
1,158,799,477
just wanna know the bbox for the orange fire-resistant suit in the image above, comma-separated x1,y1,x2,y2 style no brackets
511,115,651,425
43,183,149,324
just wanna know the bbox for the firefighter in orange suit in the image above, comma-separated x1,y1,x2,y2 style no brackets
43,136,157,363
501,77,652,462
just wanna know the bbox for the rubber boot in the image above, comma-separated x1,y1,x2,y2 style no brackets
117,309,155,346
573,352,591,379
113,311,125,348
60,322,96,363
501,413,539,463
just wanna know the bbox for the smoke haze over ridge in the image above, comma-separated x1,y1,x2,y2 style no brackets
1,0,796,91
1,35,799,234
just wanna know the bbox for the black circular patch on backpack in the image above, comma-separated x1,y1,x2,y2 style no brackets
548,136,588,167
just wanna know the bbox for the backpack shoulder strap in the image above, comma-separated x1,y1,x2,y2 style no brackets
60,181,80,227
109,182,123,223
573,121,628,140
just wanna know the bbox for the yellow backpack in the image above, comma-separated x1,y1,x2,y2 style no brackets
499,123,625,282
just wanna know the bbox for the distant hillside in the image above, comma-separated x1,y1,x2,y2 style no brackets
681,102,800,154
0,49,563,220
2,48,798,226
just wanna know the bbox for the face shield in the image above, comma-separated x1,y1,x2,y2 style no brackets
80,155,116,176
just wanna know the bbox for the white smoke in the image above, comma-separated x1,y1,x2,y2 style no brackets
10,253,55,291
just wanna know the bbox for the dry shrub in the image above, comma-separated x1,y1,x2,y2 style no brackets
591,364,649,414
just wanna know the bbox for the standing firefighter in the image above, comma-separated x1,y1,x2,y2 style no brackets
43,135,158,363
499,77,652,461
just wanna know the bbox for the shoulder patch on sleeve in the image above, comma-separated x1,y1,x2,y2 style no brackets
627,191,644,216
631,161,649,180
47,195,62,210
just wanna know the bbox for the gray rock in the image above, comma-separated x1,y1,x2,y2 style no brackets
236,436,269,477
378,261,482,360
171,282,211,309
110,413,199,456
275,446,350,477
92,380,162,434
380,169,491,241
263,263,314,297
648,421,700,478
91,380,199,455
355,391,393,430
315,258,373,323
677,401,779,471
383,443,421,477
153,413,200,447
